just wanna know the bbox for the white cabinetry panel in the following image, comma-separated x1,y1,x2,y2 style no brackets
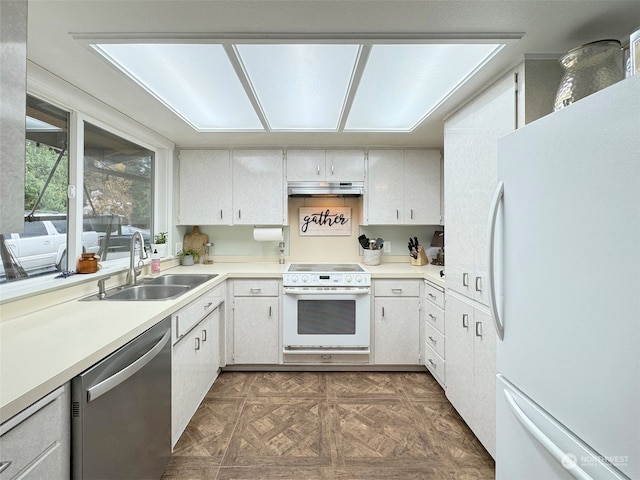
287,149,364,182
179,150,231,225
232,149,284,225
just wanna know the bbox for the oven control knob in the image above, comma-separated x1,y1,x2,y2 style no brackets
355,275,362,283
291,275,298,283
345,275,353,283
302,275,309,283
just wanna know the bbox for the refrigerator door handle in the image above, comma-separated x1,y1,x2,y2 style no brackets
487,181,505,340
504,389,593,480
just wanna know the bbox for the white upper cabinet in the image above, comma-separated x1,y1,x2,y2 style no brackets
366,149,441,225
232,149,285,225
178,150,232,225
286,149,365,182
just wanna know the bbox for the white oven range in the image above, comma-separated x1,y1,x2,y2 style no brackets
282,263,371,361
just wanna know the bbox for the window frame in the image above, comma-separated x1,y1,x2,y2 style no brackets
0,65,174,302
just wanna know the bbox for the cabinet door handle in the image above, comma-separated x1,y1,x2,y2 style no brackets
391,288,403,294
268,306,272,317
238,209,241,219
410,209,414,219
0,461,12,474
396,209,399,219
331,165,334,175
462,272,469,287
195,337,200,351
220,209,223,219
462,313,469,329
475,276,482,292
475,321,483,337
428,359,437,368
250,288,261,294
428,336,436,344
317,165,321,175
202,329,207,342
382,306,385,317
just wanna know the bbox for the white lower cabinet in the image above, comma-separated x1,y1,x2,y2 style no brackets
445,291,496,457
0,385,70,479
171,286,224,447
373,280,420,365
232,280,280,364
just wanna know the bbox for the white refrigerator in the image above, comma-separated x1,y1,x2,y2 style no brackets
488,75,640,480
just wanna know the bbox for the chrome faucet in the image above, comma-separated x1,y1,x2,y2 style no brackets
126,231,149,285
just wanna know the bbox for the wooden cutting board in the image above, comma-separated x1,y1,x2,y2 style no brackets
183,226,208,259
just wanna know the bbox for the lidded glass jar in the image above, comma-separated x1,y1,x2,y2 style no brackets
203,242,214,264
554,40,625,111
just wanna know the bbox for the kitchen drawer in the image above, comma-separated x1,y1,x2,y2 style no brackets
425,302,445,334
424,281,445,309
374,280,420,297
424,345,445,387
173,286,224,342
425,323,445,358
233,279,280,297
0,385,69,480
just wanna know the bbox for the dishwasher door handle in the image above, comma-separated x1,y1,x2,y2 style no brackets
87,330,171,403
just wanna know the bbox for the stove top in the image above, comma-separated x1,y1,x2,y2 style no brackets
286,263,365,273
283,263,370,287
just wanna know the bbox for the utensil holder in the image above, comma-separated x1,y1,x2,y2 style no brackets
411,246,428,266
363,249,381,266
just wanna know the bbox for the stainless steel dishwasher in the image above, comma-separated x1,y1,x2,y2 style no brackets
71,317,171,479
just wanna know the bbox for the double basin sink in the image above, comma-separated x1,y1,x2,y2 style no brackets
86,274,217,301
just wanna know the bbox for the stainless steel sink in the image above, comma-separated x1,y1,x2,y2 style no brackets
104,284,191,301
142,274,217,287
82,273,217,301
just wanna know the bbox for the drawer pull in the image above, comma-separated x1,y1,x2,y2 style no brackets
321,354,332,360
204,302,213,310
462,272,469,287
428,313,437,320
250,288,262,294
0,461,12,474
428,293,437,299
428,336,437,344
462,313,469,329
392,288,403,294
475,276,482,292
428,359,437,368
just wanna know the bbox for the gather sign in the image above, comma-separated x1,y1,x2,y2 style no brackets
299,207,351,236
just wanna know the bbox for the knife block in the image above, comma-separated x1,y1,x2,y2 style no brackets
411,246,429,266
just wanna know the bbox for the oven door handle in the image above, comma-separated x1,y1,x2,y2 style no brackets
283,287,370,295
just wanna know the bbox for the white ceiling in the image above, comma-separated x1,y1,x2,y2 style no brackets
27,0,640,149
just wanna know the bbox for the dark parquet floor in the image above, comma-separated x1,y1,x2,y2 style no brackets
162,371,494,479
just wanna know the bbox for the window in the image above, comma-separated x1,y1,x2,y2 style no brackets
82,122,153,262
0,96,69,282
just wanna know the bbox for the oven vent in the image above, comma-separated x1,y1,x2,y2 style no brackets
287,181,364,197
72,401,80,418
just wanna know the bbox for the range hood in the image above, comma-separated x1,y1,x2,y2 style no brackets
287,181,364,197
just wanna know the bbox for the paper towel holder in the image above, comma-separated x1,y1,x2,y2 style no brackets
279,241,285,264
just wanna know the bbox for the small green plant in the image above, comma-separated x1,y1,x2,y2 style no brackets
177,247,200,261
153,232,168,244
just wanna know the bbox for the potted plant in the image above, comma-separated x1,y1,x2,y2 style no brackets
151,232,168,258
177,248,200,266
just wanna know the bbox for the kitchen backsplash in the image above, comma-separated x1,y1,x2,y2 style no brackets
177,197,442,263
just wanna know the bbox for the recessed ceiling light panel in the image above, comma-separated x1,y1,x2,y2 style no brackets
345,43,503,131
93,43,264,131
235,44,361,131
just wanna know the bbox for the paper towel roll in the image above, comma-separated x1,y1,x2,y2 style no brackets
253,227,283,242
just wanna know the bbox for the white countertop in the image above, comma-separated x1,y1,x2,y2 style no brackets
0,261,444,422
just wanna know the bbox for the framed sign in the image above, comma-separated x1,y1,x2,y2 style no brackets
299,207,351,236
